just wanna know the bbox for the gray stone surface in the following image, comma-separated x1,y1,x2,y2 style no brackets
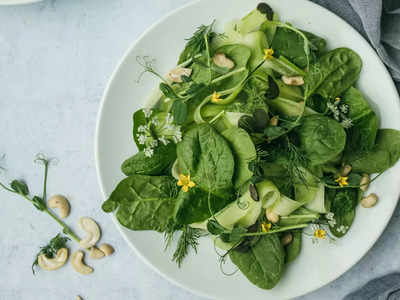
0,1,399,299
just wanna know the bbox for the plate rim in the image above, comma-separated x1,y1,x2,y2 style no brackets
94,0,400,299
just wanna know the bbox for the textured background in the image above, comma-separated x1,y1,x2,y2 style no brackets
1,1,399,299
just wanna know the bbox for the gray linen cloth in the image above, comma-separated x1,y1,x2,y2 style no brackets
308,1,400,299
310,0,400,93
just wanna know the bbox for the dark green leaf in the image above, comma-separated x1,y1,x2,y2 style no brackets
10,180,29,195
121,143,177,176
171,100,188,125
159,83,179,100
230,234,284,289
257,3,274,20
264,126,286,139
285,230,302,263
206,219,226,235
32,196,46,211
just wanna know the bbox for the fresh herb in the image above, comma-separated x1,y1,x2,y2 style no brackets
171,225,202,267
32,234,69,274
0,155,80,243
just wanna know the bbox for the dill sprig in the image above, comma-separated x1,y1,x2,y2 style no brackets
171,225,202,268
284,136,308,186
32,234,70,274
180,21,217,62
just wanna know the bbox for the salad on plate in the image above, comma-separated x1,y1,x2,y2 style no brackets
102,3,400,290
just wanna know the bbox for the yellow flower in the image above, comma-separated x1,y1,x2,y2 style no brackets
314,229,326,239
335,176,349,187
261,222,272,233
335,97,341,102
263,48,274,60
177,174,195,192
211,91,221,103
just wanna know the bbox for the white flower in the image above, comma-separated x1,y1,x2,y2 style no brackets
142,108,153,118
159,136,169,145
137,134,147,145
328,220,336,227
165,124,175,131
150,140,158,148
174,130,182,143
137,125,147,133
340,104,349,114
144,147,154,157
341,118,353,129
326,212,335,220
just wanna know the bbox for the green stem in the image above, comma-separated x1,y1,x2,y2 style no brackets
44,209,80,242
211,67,247,84
0,181,16,193
42,160,49,201
242,224,308,237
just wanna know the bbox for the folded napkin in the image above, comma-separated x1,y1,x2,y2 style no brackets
308,1,400,299
311,0,400,92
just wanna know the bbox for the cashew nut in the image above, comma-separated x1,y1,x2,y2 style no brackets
71,251,93,275
48,195,70,219
282,75,304,86
89,246,105,259
361,193,378,208
76,297,83,300
78,217,101,249
341,165,352,177
38,248,68,271
360,174,370,192
281,233,293,247
168,67,192,83
99,243,115,256
266,209,280,224
213,53,235,69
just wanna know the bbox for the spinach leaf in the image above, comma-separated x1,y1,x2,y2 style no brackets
221,128,257,188
230,234,284,289
271,28,326,68
297,115,346,166
348,129,400,173
343,87,378,154
174,186,234,224
121,143,176,176
177,124,235,192
305,48,362,99
329,188,360,237
285,230,302,263
171,100,188,125
101,175,178,232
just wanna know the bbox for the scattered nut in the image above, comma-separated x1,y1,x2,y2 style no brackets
281,233,293,247
269,116,279,126
360,174,370,192
341,165,352,177
213,53,235,69
79,217,101,249
99,243,115,256
266,209,280,224
48,195,70,218
71,251,93,275
89,246,105,259
282,75,304,86
38,248,68,271
361,193,378,208
76,296,83,300
167,67,192,83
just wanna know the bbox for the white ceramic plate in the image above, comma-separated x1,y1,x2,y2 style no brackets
95,0,400,299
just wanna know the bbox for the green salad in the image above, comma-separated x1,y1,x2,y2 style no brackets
102,3,400,290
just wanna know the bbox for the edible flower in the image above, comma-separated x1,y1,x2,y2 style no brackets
177,174,195,192
263,48,274,60
335,176,349,187
314,229,326,239
261,222,272,233
211,91,221,103
335,97,341,102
